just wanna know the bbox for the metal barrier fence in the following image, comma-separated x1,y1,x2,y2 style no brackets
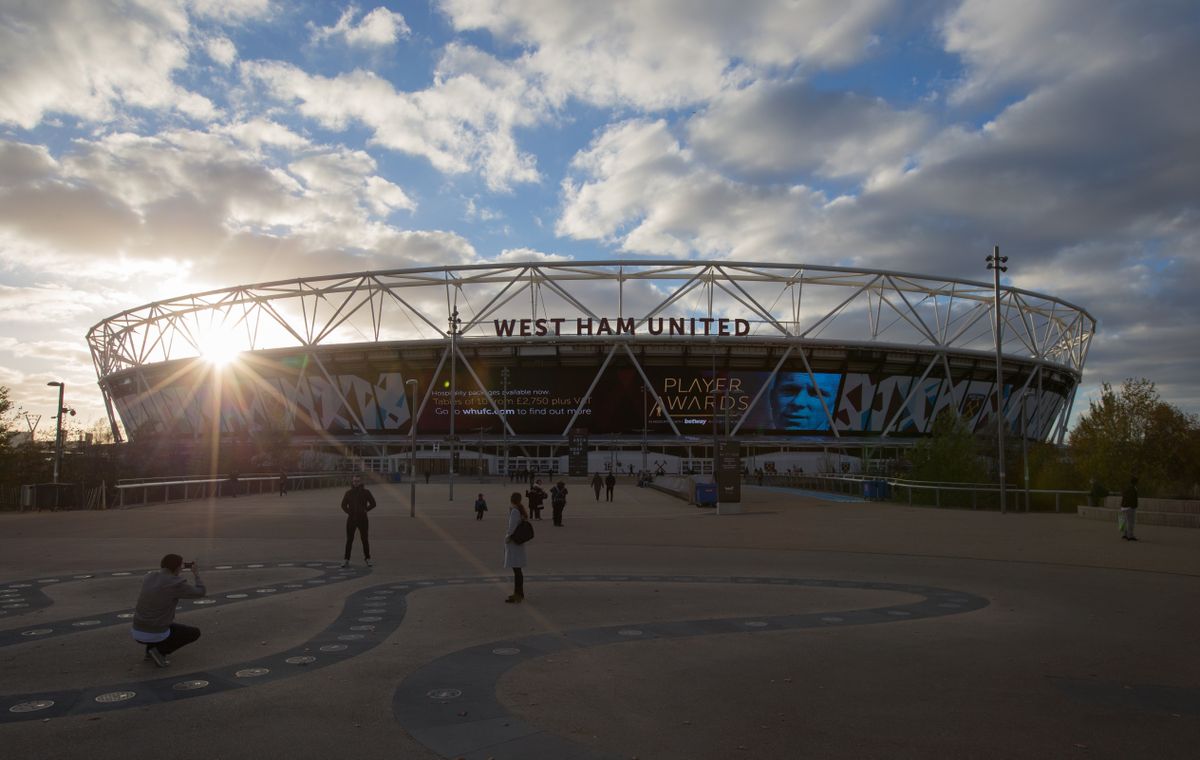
768,473,1087,513
115,472,348,508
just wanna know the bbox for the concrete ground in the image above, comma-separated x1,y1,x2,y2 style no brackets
1,478,1198,759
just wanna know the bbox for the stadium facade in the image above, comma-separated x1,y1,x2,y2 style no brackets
87,261,1095,473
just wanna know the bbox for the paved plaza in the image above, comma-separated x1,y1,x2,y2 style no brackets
1,479,1198,759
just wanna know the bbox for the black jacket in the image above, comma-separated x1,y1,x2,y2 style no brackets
550,485,568,506
341,485,377,519
526,486,546,507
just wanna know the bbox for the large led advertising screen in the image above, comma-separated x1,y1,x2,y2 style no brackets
111,357,1065,440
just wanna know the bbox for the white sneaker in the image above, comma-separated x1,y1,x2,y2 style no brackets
365,559,373,567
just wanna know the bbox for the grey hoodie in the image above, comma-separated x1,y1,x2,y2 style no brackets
132,569,206,633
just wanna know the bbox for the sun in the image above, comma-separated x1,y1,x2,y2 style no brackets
196,326,241,368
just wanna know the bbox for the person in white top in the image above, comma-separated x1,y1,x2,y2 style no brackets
504,492,529,603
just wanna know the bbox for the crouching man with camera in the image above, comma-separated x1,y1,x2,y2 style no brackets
130,554,206,667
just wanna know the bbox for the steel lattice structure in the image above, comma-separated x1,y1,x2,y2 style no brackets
87,260,1095,447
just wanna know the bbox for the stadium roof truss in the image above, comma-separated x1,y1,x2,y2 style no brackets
88,261,1096,445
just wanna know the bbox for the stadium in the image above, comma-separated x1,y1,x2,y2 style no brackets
86,260,1095,476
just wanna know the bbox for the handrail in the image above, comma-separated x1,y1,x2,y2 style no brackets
767,472,1086,512
115,472,348,508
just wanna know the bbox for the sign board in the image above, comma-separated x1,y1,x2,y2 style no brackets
716,439,741,503
568,428,589,476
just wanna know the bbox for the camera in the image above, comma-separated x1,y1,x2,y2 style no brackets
183,561,195,569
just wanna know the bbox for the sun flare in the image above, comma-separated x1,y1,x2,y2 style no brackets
196,327,241,368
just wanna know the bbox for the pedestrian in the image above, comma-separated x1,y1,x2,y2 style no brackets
277,470,289,496
423,469,430,484
550,480,568,526
226,471,239,498
604,471,616,502
474,492,488,520
130,554,206,668
1120,476,1139,541
504,492,529,603
591,472,603,501
341,475,376,567
526,479,546,520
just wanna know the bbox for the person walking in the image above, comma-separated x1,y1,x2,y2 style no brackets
474,492,488,520
341,475,376,567
1120,476,1139,541
604,471,616,502
277,470,289,496
550,480,569,526
591,472,603,501
504,492,529,603
526,479,546,520
130,554,206,668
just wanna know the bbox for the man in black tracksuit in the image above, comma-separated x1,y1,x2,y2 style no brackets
550,481,568,526
341,475,377,567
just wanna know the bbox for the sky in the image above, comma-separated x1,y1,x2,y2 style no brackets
1,0,1198,441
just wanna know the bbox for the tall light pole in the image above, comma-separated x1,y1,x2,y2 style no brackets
1021,390,1032,512
448,308,460,501
501,367,510,480
986,246,1008,514
46,381,65,484
641,384,648,473
407,378,418,518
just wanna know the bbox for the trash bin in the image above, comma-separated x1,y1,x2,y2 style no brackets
695,482,718,507
875,480,891,500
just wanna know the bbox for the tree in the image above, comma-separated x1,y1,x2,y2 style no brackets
0,386,13,455
1069,378,1200,497
911,409,988,484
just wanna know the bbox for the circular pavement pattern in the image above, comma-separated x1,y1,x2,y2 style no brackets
0,569,989,759
0,561,370,649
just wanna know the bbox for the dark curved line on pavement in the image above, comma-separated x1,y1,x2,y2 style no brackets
1,575,988,733
391,575,989,760
0,562,371,646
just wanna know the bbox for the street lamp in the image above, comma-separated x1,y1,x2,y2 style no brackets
986,246,1008,514
407,378,418,518
448,308,460,501
46,381,73,484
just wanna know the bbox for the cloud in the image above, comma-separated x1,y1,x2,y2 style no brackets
687,80,931,180
0,283,108,326
494,247,572,263
0,0,216,128
205,35,238,66
941,0,1196,105
187,0,273,23
242,43,546,190
558,119,833,259
0,129,451,283
310,5,411,48
442,0,895,109
218,118,311,151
